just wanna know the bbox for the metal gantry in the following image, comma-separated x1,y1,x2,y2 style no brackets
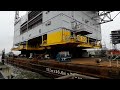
92,11,120,24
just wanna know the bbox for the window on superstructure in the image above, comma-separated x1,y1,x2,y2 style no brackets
28,11,42,21
20,22,27,34
28,13,42,29
20,11,43,34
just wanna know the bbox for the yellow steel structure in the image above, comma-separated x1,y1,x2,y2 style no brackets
47,30,63,45
41,29,101,48
12,45,24,51
12,44,45,51
12,29,101,51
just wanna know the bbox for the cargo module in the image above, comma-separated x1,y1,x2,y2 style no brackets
12,11,102,58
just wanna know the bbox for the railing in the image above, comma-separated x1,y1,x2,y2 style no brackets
64,35,101,47
64,35,87,43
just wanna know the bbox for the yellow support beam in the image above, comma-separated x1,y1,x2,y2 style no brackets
77,43,93,48
26,47,45,50
12,29,102,51
11,45,24,51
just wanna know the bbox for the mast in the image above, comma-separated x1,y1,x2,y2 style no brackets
14,11,19,24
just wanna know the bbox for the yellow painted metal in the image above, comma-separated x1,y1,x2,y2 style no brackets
26,47,45,50
47,30,63,45
45,29,73,46
43,40,47,44
11,48,18,51
77,42,101,49
63,29,71,42
12,44,45,51
41,29,72,46
41,29,100,49
26,41,45,50
41,42,68,46
77,35,87,43
77,43,93,48
12,46,45,51
88,37,89,44
12,29,101,51
11,45,25,51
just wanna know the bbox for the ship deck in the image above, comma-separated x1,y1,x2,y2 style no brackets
6,57,120,79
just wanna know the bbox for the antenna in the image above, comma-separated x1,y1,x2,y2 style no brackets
15,11,19,19
14,11,19,24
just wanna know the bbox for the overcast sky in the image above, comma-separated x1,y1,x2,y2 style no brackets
0,11,120,54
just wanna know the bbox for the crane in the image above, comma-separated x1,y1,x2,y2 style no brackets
92,11,120,24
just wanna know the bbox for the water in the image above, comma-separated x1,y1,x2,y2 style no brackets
6,64,50,79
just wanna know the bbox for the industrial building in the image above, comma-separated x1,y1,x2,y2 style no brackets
110,29,120,50
12,11,102,58
111,30,120,44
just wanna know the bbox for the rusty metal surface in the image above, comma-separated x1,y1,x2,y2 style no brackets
6,57,120,79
